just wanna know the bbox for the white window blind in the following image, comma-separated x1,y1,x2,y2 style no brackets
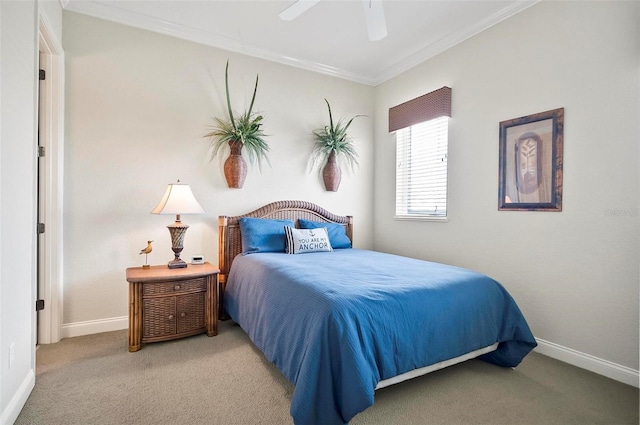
395,116,449,218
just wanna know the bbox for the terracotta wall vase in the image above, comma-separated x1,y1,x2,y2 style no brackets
224,140,247,189
322,151,341,192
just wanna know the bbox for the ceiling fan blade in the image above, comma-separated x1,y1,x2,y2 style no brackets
279,0,322,21
362,0,387,41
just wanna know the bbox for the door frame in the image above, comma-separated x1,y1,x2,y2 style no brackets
37,14,64,344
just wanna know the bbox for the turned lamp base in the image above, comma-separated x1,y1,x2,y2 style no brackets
166,218,189,269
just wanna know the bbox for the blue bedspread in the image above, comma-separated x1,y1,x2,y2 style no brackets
224,249,536,425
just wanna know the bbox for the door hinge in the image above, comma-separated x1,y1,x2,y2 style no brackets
38,145,45,157
37,223,45,234
36,299,45,311
39,69,46,81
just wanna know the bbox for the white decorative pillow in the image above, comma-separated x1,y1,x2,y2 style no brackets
284,226,333,254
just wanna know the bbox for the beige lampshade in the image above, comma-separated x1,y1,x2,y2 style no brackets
151,181,205,215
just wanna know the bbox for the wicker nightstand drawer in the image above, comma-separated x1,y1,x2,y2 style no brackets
126,263,219,352
142,278,206,296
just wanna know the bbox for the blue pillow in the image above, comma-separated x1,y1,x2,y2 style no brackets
239,217,295,254
298,218,352,249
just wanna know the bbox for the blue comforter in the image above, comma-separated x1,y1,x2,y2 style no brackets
224,249,536,425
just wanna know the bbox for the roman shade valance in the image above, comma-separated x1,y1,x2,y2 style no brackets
388,86,452,133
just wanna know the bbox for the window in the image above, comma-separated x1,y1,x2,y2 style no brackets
388,86,451,219
395,116,449,218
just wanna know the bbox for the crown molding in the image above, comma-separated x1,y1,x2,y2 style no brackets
373,1,539,85
63,0,377,85
64,0,538,87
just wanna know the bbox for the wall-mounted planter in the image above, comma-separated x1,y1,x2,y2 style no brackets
224,140,247,189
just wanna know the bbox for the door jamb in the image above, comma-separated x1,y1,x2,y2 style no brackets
37,14,64,344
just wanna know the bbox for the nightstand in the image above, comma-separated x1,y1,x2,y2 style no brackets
126,262,219,352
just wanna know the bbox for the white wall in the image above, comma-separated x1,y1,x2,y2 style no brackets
62,12,374,330
0,1,41,423
373,1,639,373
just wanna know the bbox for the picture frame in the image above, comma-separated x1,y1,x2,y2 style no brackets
498,107,564,211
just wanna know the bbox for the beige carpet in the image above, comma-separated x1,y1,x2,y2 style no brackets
16,320,638,424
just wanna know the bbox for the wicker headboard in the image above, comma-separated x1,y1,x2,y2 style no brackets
217,200,353,319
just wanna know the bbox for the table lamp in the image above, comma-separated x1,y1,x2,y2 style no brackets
151,180,206,268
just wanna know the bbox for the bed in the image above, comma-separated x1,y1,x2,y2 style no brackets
218,200,537,425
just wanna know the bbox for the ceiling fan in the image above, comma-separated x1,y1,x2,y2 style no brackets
279,0,388,41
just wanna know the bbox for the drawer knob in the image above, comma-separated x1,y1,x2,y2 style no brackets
180,312,186,318
167,314,174,320
174,285,181,291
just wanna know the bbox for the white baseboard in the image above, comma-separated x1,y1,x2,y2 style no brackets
0,369,35,425
61,316,128,339
535,338,639,388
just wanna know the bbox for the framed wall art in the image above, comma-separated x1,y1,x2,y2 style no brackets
498,107,564,211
